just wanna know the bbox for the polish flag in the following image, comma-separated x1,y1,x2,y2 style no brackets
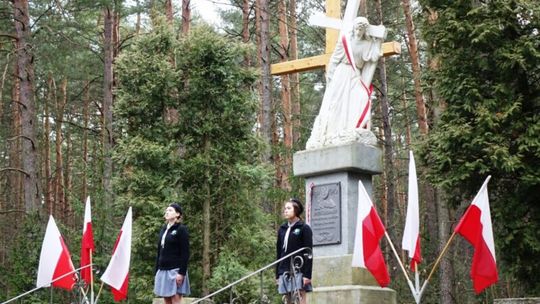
454,176,498,293
101,207,132,301
36,215,76,290
352,181,390,287
80,196,95,285
401,151,422,269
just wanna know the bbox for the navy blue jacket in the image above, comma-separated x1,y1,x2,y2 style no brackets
276,220,313,279
155,223,190,275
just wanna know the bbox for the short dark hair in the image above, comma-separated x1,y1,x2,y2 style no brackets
169,203,183,216
288,198,304,217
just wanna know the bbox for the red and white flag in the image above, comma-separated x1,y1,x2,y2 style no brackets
36,215,76,290
352,181,390,287
101,207,132,301
402,150,422,269
454,176,498,293
80,196,95,285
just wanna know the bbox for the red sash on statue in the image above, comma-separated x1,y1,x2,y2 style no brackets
341,35,373,129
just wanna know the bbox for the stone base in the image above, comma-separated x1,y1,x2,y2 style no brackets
309,255,396,304
307,285,396,304
312,255,378,286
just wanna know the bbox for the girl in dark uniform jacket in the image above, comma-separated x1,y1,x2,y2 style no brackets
154,203,190,304
276,198,313,304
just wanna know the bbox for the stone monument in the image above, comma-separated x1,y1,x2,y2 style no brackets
294,142,396,304
293,3,396,303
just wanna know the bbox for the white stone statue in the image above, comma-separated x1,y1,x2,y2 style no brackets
306,17,386,150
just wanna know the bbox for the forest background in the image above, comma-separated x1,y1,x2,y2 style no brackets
0,0,538,303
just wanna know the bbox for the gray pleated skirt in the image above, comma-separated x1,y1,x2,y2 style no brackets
277,272,313,294
154,268,191,297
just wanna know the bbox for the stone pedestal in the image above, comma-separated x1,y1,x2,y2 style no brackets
293,140,396,304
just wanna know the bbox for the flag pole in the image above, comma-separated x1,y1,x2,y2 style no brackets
79,284,89,303
384,231,419,303
94,281,105,304
419,231,457,298
90,249,94,304
1,264,93,304
414,262,420,296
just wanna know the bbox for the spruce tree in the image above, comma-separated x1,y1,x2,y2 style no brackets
419,0,540,297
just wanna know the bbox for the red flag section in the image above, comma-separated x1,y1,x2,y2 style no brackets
352,181,390,287
454,176,498,293
80,196,95,285
112,274,129,301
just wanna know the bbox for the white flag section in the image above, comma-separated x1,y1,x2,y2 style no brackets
101,207,132,301
36,215,76,290
402,150,422,268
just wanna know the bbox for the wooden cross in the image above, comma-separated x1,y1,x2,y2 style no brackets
271,0,400,76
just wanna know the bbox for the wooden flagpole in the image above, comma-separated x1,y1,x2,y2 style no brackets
418,231,457,298
384,231,419,302
94,282,105,304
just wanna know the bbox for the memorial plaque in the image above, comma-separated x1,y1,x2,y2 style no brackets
310,182,341,246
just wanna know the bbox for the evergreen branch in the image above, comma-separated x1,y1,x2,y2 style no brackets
29,5,53,30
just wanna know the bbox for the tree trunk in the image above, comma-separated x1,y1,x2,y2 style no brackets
242,0,250,65
374,0,396,235
9,58,23,214
64,116,72,226
103,8,114,208
202,138,211,295
135,0,141,35
423,11,453,302
113,10,120,59
436,191,455,304
13,0,41,213
271,111,283,195
277,0,291,191
256,0,272,162
81,81,90,204
0,55,8,120
374,0,398,277
401,0,428,135
181,0,190,35
289,0,301,146
165,0,174,25
54,79,66,221
400,79,412,146
359,0,368,17
43,76,54,214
